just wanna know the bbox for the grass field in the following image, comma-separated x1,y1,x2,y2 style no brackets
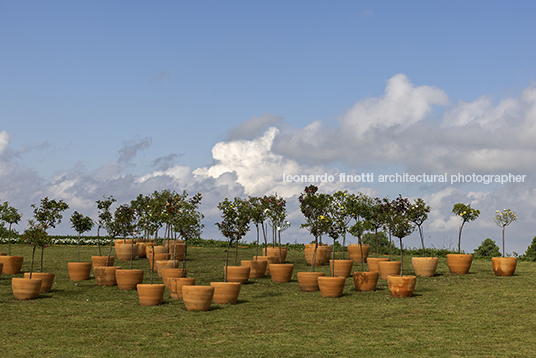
1,243,535,357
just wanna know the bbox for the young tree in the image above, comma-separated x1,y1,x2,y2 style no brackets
474,238,501,258
452,203,480,253
493,209,518,257
0,201,22,256
70,211,94,262
95,195,116,257
408,198,431,257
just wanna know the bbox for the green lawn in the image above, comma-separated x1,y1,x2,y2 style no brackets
1,243,535,357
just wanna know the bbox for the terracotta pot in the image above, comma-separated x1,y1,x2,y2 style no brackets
241,260,268,278
147,246,166,254
116,269,144,290
317,276,346,298
378,261,401,280
147,253,170,270
0,256,24,274
225,266,250,284
94,266,120,286
447,254,473,274
211,281,241,304
492,257,517,276
353,271,379,292
161,268,187,289
387,275,416,298
12,277,42,300
91,256,115,272
183,285,214,311
269,263,294,283
115,239,135,246
367,257,390,273
170,277,195,300
257,256,279,274
167,243,186,261
0,252,6,255
329,259,353,277
155,260,179,277
115,244,137,261
137,243,147,258
137,284,165,306
297,271,325,292
322,244,332,264
265,247,287,263
24,272,55,293
347,244,370,263
67,262,92,281
412,257,438,277
304,245,328,266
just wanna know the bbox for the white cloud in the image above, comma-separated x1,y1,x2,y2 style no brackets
226,113,283,140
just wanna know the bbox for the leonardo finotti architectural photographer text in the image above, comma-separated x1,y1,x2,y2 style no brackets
282,173,527,185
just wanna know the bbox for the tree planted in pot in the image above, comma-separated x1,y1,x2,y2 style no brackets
346,192,374,271
407,198,436,277
0,201,24,274
492,208,518,276
242,196,269,278
264,194,292,283
448,203,480,274
330,190,353,268
94,195,116,267
68,211,94,281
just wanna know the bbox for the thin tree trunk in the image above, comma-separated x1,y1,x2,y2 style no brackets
8,223,12,256
458,221,465,254
419,225,425,257
77,234,81,262
30,246,36,279
502,226,505,257
399,237,404,276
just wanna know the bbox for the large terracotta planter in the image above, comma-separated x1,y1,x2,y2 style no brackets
447,254,473,274
155,260,179,277
241,259,268,278
367,257,390,274
317,276,346,298
67,262,92,281
137,284,165,306
115,244,137,261
257,255,278,274
225,266,250,284
269,263,294,283
492,257,517,276
329,259,353,277
183,285,213,311
161,268,187,289
147,246,166,254
378,261,401,280
91,255,115,268
304,245,328,266
387,275,416,298
210,282,241,305
265,247,287,263
12,277,42,300
0,256,24,274
147,253,170,270
116,269,144,290
167,243,186,261
170,277,195,300
297,271,325,292
94,266,120,286
412,257,438,277
347,244,370,263
137,242,147,258
353,271,379,292
24,272,55,293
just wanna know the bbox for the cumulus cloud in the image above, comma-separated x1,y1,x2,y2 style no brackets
226,113,283,141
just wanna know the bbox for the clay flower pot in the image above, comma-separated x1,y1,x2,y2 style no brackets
170,277,195,300
94,266,120,286
210,282,241,305
147,253,170,270
115,243,137,261
378,261,401,280
24,272,55,293
183,285,213,311
137,284,165,306
492,257,517,276
116,269,144,290
265,247,287,263
447,254,473,274
411,257,438,277
167,243,186,261
225,266,250,284
367,257,390,273
387,275,416,298
256,256,278,274
12,277,42,300
304,244,328,266
297,271,325,292
347,244,370,263
0,256,24,274
155,260,179,278
269,263,294,283
353,271,379,292
67,262,92,281
241,259,268,278
318,276,346,298
329,259,353,277
161,268,187,289
137,242,147,258
91,256,115,271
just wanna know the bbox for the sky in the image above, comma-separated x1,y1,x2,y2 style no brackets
1,1,536,254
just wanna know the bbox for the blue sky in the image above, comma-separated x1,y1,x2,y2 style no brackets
2,1,536,254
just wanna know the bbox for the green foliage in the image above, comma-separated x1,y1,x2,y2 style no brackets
452,203,480,253
70,211,95,262
298,185,332,243
473,238,501,258
408,198,431,256
362,231,390,254
0,200,23,255
523,236,536,261
494,208,518,257
32,197,69,230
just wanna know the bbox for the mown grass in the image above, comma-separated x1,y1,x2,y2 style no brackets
1,243,536,357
